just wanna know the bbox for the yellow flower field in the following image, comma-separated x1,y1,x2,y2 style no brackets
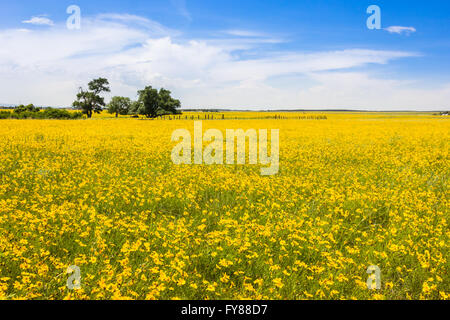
0,113,448,300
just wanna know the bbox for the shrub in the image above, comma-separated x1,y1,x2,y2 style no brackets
14,104,40,113
1,108,83,120
0,111,11,119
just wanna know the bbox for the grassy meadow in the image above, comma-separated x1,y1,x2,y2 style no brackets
0,112,448,300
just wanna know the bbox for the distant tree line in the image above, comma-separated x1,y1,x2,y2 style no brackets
72,78,182,118
0,104,82,120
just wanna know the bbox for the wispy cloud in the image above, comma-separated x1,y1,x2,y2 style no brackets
223,30,268,37
95,13,178,35
385,26,416,35
22,16,54,26
170,0,192,21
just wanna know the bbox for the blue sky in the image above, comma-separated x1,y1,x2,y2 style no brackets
0,0,449,110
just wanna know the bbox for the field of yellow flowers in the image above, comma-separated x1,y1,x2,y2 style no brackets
0,112,448,300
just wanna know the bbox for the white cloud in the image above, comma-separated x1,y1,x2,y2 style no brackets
0,13,447,110
385,26,416,35
22,16,54,26
294,72,450,110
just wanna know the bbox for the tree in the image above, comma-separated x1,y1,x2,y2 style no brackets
158,88,181,115
128,100,143,116
72,78,110,118
108,96,132,118
135,86,181,118
137,86,159,118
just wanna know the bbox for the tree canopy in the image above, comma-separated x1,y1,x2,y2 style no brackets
73,78,110,118
130,86,181,118
108,96,132,118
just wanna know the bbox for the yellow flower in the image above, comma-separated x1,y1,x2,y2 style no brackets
272,278,284,289
220,273,230,283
